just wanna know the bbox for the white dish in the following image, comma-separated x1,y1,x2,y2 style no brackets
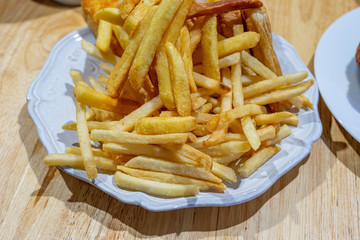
27,27,322,211
315,7,360,142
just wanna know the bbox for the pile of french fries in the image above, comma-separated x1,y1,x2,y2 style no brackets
44,0,314,197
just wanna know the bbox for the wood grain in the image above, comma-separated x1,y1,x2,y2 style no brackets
0,0,359,239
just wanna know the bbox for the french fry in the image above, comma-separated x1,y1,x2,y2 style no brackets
73,84,139,115
189,19,204,53
254,112,298,126
203,68,232,147
212,162,237,182
155,0,192,110
264,124,292,146
161,144,212,171
135,116,197,134
103,143,199,166
238,146,280,177
223,103,267,122
62,121,117,131
118,166,225,191
198,141,250,156
118,0,141,19
96,20,112,52
65,147,110,158
300,94,314,109
244,80,314,105
241,51,277,79
125,156,220,182
241,75,263,86
243,71,308,98
111,95,163,132
193,53,241,73
91,130,189,144
89,76,107,94
218,32,260,58
165,42,192,116
99,63,114,75
113,154,135,165
70,70,87,85
85,108,96,121
201,15,220,81
44,153,117,172
212,152,244,165
112,24,129,49
197,102,213,113
191,94,208,110
128,0,184,91
179,26,197,93
193,72,231,94
81,39,118,65
94,8,124,26
241,115,260,150
98,73,108,85
123,0,161,36
107,6,157,97
114,171,200,197
230,24,244,108
76,102,97,179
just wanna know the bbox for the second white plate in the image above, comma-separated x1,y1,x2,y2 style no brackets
315,7,360,142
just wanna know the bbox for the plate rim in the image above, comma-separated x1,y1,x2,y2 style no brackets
314,7,360,143
27,27,322,211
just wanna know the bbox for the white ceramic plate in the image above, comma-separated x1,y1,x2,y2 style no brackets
27,27,322,211
315,7,360,142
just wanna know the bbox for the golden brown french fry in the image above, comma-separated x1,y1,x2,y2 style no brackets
111,95,163,132
244,80,314,105
179,26,197,93
103,143,199,166
112,24,129,49
62,121,117,131
198,141,250,156
98,73,108,85
73,84,139,115
241,115,260,150
99,63,114,75
96,20,112,52
238,146,280,177
89,76,108,94
165,42,192,116
85,108,96,121
230,24,244,108
197,103,213,113
193,72,231,94
287,96,304,110
135,116,197,134
212,152,244,165
161,144,213,171
128,0,184,91
155,0,192,110
218,32,260,58
300,94,314,109
223,103,267,122
211,162,237,182
189,20,203,53
241,51,277,79
81,39,118,65
76,102,97,179
191,94,208,110
125,156,220,182
123,0,160,36
44,153,117,172
243,71,308,98
70,70,87,86
193,53,241,73
241,75,263,86
91,130,189,144
201,15,220,81
254,112,297,126
114,170,200,197
65,147,110,158
203,68,232,147
94,8,124,26
264,124,292,146
106,6,157,97
118,166,225,191
118,0,141,19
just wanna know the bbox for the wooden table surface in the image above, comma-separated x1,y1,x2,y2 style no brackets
1,0,360,239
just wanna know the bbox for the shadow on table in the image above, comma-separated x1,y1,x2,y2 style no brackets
0,0,78,23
